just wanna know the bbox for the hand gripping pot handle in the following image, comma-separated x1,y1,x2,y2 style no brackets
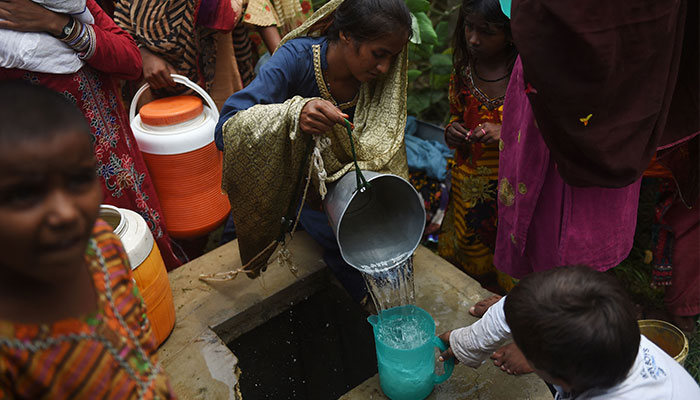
128,74,219,123
432,336,454,384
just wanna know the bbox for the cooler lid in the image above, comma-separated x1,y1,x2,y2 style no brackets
140,95,203,126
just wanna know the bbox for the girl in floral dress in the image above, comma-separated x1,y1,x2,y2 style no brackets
438,0,516,290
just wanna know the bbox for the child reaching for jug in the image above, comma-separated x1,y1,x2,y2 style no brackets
438,266,700,399
0,81,176,399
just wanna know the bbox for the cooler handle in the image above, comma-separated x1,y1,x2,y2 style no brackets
129,74,219,123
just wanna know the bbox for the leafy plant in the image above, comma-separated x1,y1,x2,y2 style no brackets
404,0,458,124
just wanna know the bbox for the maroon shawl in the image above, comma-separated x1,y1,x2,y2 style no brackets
511,0,698,188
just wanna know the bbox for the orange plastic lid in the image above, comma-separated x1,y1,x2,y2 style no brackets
140,95,203,126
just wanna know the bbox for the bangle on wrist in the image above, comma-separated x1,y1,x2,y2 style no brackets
77,25,97,60
66,23,85,45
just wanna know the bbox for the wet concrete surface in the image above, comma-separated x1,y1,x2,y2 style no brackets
159,233,552,399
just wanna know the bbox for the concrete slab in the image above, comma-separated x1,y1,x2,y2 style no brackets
158,233,326,399
165,329,241,400
159,233,552,399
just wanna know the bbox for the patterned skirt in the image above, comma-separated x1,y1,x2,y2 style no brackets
438,163,498,277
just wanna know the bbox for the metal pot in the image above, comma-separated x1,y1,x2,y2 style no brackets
323,171,425,273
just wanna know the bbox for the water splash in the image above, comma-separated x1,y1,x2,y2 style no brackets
376,310,429,350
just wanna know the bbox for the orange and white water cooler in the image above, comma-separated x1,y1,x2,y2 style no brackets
129,74,231,239
100,204,175,346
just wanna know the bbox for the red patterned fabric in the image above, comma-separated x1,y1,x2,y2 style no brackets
438,69,503,279
0,0,181,269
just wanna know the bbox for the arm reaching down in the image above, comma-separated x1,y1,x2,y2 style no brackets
445,296,512,367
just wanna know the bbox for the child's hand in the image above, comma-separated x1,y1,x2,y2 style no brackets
300,99,349,136
472,122,502,145
437,330,460,364
445,122,470,150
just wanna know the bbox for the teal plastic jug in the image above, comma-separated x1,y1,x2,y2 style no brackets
368,305,454,400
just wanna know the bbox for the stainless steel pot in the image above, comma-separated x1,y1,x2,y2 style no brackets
323,171,425,273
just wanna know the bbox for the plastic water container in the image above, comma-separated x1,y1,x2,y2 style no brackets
99,205,176,346
129,74,231,238
638,319,689,365
368,305,454,400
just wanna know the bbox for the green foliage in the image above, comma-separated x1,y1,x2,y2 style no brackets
311,0,329,11
405,0,430,13
404,0,458,124
413,12,438,45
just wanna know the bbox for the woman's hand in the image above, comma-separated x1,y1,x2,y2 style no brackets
300,99,349,136
140,47,177,89
0,0,69,36
445,121,470,150
471,122,502,145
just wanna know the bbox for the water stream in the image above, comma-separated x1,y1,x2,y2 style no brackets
362,255,416,314
363,256,428,350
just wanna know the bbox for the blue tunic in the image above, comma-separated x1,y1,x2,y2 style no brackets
214,36,356,150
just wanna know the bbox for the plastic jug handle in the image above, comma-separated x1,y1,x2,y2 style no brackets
432,335,454,384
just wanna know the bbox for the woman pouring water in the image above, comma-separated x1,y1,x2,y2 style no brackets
214,0,413,304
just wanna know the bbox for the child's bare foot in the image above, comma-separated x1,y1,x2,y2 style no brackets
490,342,534,376
469,295,503,318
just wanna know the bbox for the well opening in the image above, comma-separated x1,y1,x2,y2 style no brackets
215,272,377,399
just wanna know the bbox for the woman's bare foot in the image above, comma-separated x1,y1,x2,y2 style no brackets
469,295,503,318
490,342,534,376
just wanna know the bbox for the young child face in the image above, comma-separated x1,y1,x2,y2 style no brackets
463,12,510,60
0,130,102,282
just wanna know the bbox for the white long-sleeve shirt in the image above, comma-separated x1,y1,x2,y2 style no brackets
449,297,700,399
0,1,94,74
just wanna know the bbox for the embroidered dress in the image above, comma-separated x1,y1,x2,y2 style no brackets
438,67,503,280
0,220,176,399
0,0,181,270
642,149,700,318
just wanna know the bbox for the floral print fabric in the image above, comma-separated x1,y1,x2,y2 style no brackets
438,69,503,279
